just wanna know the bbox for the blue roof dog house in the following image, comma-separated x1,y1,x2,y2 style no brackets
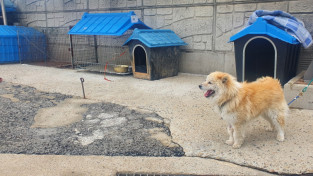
124,29,187,80
0,25,46,64
230,18,301,85
68,11,151,73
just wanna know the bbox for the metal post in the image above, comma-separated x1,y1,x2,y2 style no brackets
17,29,22,64
69,26,74,69
80,78,86,99
0,0,8,25
93,35,99,63
69,34,74,68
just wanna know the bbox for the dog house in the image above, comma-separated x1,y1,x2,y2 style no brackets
230,18,301,85
68,11,151,74
123,29,187,80
0,25,46,63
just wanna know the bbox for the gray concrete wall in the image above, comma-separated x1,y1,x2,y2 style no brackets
11,0,313,76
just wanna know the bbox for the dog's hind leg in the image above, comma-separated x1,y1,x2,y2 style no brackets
273,115,285,142
266,109,285,141
225,125,234,146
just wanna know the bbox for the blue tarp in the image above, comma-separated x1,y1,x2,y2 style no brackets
0,0,16,12
68,11,151,36
0,25,46,63
0,25,44,37
248,10,312,48
123,28,187,48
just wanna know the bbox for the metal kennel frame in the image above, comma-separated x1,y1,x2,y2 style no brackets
69,32,131,74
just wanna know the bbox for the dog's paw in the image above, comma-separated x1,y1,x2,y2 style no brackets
276,134,284,142
232,143,242,149
225,140,234,146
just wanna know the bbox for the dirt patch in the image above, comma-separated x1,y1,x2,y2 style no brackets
0,82,184,156
0,94,19,102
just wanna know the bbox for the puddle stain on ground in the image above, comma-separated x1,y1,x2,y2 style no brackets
0,82,184,156
32,98,97,128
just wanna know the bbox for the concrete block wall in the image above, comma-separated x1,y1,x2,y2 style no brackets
10,0,313,76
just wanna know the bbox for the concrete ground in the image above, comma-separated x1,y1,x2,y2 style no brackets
0,64,313,175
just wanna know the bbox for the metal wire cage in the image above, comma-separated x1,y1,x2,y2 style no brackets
70,31,132,74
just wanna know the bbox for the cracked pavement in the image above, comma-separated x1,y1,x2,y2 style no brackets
0,64,312,175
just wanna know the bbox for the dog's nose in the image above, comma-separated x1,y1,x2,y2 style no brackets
199,85,202,89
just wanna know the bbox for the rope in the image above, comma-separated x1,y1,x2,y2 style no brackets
302,78,313,93
288,77,313,106
103,50,127,82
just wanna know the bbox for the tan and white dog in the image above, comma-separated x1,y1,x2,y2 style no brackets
199,71,288,148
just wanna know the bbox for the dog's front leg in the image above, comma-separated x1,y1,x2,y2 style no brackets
225,124,234,146
232,125,244,149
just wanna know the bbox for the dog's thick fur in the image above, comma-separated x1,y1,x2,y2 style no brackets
199,71,288,148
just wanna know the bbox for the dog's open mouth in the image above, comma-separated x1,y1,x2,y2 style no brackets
204,90,215,98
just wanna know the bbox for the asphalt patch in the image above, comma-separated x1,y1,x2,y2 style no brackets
0,82,184,156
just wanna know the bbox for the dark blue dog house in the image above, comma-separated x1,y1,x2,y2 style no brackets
124,29,187,80
230,18,301,85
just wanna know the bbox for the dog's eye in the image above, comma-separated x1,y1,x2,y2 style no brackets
208,81,212,84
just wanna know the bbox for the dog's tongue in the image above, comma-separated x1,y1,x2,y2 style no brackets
204,90,214,97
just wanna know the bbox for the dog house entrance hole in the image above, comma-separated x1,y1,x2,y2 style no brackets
133,44,147,73
244,37,276,82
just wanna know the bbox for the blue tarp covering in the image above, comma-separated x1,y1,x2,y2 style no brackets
0,25,46,63
248,10,312,48
0,0,16,12
230,18,299,45
123,28,187,48
0,25,44,37
68,11,151,36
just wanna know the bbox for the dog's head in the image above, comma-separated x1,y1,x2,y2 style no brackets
199,72,239,101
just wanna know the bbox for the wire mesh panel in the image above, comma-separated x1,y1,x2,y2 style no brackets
71,31,131,74
19,27,74,67
17,28,46,63
42,27,72,65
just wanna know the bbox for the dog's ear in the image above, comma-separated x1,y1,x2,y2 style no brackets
222,76,228,84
